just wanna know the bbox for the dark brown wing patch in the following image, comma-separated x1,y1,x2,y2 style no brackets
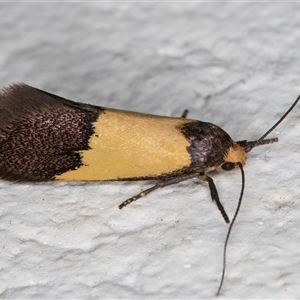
181,121,233,169
0,83,103,181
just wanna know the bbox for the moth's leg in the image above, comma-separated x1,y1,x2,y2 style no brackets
119,172,199,209
181,109,189,118
118,185,160,209
199,173,230,223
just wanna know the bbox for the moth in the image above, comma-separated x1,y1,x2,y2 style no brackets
0,83,298,295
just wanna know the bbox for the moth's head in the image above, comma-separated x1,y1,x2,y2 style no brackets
221,142,247,171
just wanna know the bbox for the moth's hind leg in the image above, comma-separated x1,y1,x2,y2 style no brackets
118,185,160,209
118,172,199,209
119,172,230,224
181,109,189,118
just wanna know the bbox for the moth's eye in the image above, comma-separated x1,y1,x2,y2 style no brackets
221,162,236,171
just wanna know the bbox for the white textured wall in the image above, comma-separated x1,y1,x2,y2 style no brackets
0,3,300,299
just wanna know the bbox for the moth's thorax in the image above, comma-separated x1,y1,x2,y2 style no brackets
181,121,237,170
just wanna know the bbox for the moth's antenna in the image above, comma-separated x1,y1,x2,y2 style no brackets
238,95,300,153
216,162,245,296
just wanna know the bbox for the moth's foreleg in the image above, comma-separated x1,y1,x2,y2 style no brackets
199,174,230,223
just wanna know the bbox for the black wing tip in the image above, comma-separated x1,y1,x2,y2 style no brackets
0,82,46,106
1,82,31,93
0,83,104,182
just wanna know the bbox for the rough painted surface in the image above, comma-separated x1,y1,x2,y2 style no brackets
0,3,300,299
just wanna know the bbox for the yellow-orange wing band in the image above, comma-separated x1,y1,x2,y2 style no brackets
55,109,194,181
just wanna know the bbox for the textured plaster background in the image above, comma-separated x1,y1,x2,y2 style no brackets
0,2,300,299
